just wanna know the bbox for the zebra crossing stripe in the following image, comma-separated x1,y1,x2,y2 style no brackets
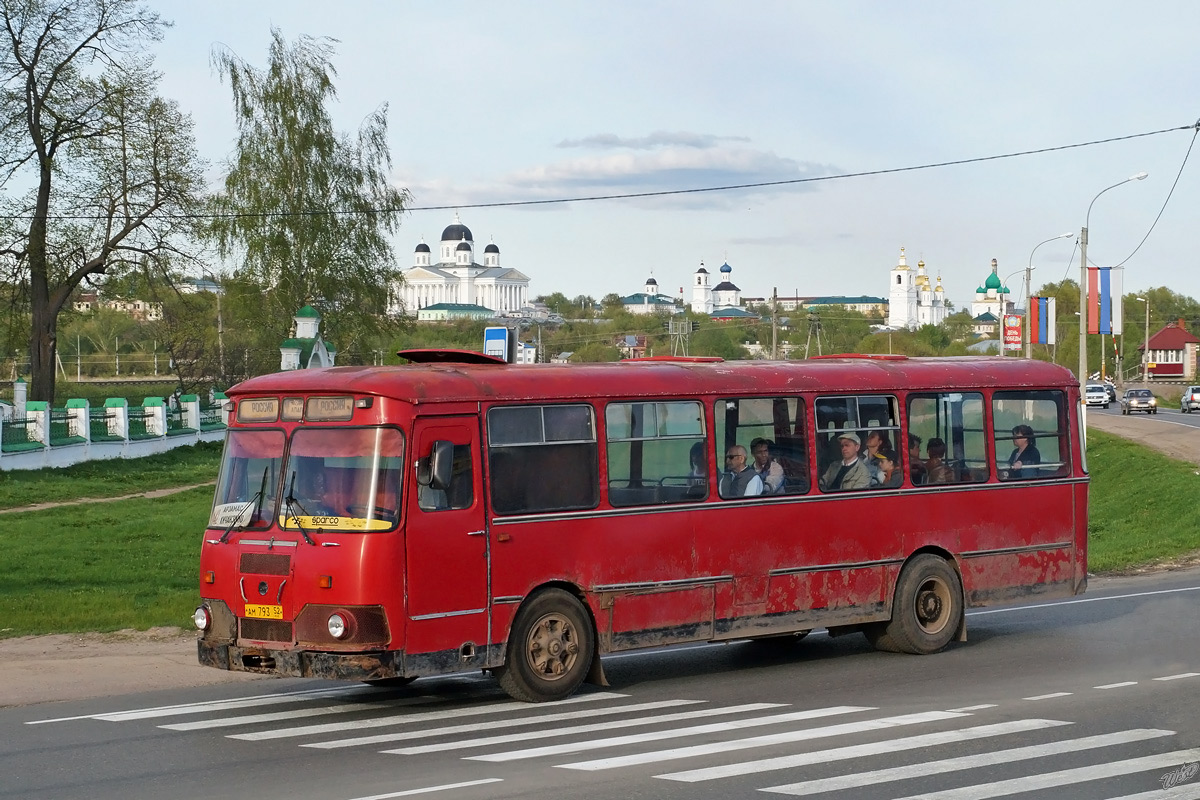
161,695,439,731
344,778,503,799
1099,783,1200,799
650,719,1071,781
467,708,947,764
29,685,369,724
887,747,1200,800
228,691,627,741
303,700,703,749
386,702,807,757
760,729,1174,795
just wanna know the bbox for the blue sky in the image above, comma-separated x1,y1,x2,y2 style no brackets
152,1,1200,310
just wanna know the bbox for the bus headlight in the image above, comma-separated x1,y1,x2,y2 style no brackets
193,605,211,631
328,613,348,639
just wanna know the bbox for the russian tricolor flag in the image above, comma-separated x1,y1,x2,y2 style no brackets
1086,267,1123,335
1028,297,1057,345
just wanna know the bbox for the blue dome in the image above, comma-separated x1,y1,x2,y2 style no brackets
720,262,732,273
442,223,473,242
456,241,471,252
645,277,658,285
484,243,499,254
415,242,430,253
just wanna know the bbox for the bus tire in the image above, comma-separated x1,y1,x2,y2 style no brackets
867,554,962,655
496,589,595,703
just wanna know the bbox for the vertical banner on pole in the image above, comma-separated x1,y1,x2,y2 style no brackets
1029,297,1056,345
1087,267,1122,335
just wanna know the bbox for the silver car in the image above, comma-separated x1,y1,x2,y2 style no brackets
1182,386,1200,413
1121,388,1157,415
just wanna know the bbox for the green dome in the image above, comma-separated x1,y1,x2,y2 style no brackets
295,305,320,318
976,286,986,294
984,271,1002,290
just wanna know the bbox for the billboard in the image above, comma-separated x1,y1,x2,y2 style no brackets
1002,315,1023,352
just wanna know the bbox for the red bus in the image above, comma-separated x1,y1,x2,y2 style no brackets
195,352,1088,702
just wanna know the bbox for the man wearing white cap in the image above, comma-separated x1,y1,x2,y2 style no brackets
819,431,871,491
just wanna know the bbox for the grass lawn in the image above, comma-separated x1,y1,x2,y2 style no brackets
0,431,1196,638
0,442,221,509
1086,429,1200,571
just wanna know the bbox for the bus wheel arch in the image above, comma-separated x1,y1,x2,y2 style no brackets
494,585,599,702
867,550,965,655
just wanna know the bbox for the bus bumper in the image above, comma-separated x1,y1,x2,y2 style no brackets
197,639,405,681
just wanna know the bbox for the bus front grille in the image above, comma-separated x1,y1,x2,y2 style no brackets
240,618,293,643
239,552,291,576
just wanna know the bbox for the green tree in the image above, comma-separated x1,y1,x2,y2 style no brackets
0,0,205,401
570,341,621,362
210,28,410,360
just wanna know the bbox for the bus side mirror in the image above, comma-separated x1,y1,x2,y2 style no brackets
428,440,454,491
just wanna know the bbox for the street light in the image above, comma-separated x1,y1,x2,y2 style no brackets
1079,172,1147,391
1136,296,1149,383
1026,232,1075,358
200,270,226,380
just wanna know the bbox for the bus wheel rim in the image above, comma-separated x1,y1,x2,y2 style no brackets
915,577,951,635
526,612,579,681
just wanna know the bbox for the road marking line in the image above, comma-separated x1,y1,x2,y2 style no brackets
345,778,502,799
1094,681,1137,689
385,702,807,757
967,585,1200,616
1100,782,1200,799
228,691,627,741
886,747,1200,800
646,719,1070,781
946,704,997,712
26,685,369,725
162,696,438,731
465,709,957,764
302,700,704,749
760,729,1173,796
1155,672,1200,681
1022,692,1073,700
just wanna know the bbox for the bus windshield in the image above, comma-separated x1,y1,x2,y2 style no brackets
280,427,404,532
209,429,285,529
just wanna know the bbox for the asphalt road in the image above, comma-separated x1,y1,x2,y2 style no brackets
3,567,1199,800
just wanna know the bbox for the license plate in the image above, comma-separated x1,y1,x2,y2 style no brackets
244,604,283,620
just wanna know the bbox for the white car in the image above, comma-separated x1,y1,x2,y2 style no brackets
1084,384,1109,408
1182,385,1200,413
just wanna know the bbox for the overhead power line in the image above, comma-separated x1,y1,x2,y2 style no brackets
0,122,1196,222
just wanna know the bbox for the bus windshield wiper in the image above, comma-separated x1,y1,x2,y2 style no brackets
219,466,269,544
284,471,316,546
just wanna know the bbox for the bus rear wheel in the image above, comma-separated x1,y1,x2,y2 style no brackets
496,589,595,703
866,554,962,655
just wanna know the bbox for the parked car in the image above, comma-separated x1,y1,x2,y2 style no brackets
1121,388,1157,414
1105,382,1117,403
1084,383,1110,408
1182,386,1200,413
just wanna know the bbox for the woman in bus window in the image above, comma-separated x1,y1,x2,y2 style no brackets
1006,424,1041,479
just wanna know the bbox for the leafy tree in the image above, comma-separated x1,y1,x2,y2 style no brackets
0,0,205,401
210,28,410,360
569,341,620,362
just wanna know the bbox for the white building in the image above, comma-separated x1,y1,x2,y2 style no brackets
887,247,947,329
390,214,531,317
970,258,1012,320
689,260,744,314
620,276,682,315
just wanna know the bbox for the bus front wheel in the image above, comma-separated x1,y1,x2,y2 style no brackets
496,589,595,703
866,554,963,655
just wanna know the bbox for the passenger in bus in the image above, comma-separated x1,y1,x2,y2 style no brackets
875,447,903,487
750,437,785,494
719,445,764,497
925,437,954,483
819,432,871,491
297,470,337,516
689,441,707,483
861,430,891,485
908,433,927,484
1005,424,1041,479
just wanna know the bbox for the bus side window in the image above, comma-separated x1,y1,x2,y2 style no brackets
715,396,808,497
907,392,987,485
992,390,1068,480
488,404,599,515
417,444,474,512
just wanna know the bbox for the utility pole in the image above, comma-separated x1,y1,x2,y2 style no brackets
771,287,778,360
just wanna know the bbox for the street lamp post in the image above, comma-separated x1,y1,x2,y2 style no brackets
1136,296,1149,383
1078,172,1147,392
201,271,226,380
1026,233,1075,358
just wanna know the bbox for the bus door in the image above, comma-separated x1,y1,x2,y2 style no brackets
404,416,489,661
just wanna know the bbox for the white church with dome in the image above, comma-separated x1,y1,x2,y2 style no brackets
389,214,531,317
886,248,947,329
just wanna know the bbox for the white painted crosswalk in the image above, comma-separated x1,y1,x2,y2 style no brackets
27,686,1200,798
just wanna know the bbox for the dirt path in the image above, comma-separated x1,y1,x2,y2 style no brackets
0,481,216,515
2,414,1198,709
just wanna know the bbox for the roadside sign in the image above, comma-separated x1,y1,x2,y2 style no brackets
1003,315,1022,352
483,327,511,361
